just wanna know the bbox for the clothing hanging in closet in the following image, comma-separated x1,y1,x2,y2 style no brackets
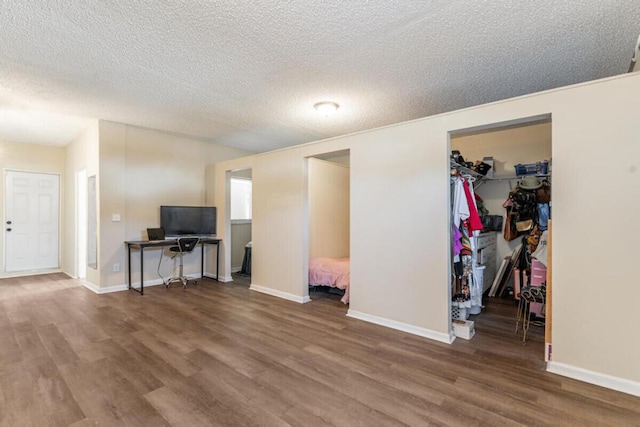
451,174,483,309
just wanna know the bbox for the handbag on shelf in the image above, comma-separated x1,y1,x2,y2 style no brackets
516,219,534,233
504,208,519,241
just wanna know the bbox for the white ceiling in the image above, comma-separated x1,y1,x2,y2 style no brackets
1,1,639,152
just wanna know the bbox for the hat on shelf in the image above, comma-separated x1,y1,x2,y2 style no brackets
518,176,543,190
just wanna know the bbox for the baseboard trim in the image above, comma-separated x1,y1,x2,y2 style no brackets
249,284,309,304
547,361,640,397
346,310,454,344
0,268,63,279
203,271,233,282
230,267,241,273
82,278,167,294
80,280,105,294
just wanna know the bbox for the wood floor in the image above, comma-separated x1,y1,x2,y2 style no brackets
1,273,638,426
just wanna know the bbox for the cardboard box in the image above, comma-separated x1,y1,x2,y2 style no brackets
453,319,475,340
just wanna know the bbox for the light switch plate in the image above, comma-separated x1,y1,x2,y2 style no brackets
112,214,121,222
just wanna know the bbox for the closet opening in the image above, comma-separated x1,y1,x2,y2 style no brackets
228,168,253,282
448,115,552,360
304,150,350,307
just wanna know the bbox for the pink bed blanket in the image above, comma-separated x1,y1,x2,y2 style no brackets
309,257,350,304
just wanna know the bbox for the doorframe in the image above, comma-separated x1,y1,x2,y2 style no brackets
76,168,87,279
446,114,552,349
229,171,252,276
224,168,253,283
303,150,351,304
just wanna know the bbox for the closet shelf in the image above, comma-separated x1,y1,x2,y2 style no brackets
474,173,550,188
450,160,484,179
487,174,550,181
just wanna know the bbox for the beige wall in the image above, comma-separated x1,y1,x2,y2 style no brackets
0,139,66,277
98,122,253,289
451,121,551,176
308,158,350,259
62,121,100,282
452,122,552,269
211,72,640,393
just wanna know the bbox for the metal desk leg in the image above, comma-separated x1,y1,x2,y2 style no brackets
128,245,143,295
200,241,221,282
201,243,205,279
139,248,144,295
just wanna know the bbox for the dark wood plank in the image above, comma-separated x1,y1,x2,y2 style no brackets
58,358,170,426
23,355,86,426
13,321,49,361
0,272,639,426
36,323,81,366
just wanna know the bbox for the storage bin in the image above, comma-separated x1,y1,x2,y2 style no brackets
469,265,485,315
514,161,548,176
451,304,470,320
453,319,475,340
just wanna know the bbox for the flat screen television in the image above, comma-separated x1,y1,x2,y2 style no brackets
160,206,217,237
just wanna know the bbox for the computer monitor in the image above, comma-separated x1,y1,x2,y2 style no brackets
160,206,216,237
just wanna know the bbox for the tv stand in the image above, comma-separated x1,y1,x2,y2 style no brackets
124,238,221,295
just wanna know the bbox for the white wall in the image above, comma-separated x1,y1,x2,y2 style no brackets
97,122,253,289
0,139,67,277
210,72,640,395
308,158,350,259
63,121,100,282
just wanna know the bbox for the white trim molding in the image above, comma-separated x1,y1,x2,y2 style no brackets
82,278,165,294
218,274,234,283
249,284,310,304
547,361,640,397
82,280,128,294
0,268,63,280
346,310,454,344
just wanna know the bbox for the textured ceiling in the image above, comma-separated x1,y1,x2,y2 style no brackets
1,1,639,151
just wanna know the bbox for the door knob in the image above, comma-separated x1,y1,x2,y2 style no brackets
6,228,11,232
6,221,11,224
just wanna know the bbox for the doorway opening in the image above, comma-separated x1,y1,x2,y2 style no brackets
305,149,351,306
448,115,552,360
228,168,252,282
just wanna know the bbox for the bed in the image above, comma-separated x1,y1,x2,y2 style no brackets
308,257,350,304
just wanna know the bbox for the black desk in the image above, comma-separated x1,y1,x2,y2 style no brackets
124,238,221,295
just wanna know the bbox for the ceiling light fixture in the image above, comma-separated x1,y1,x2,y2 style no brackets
314,101,339,116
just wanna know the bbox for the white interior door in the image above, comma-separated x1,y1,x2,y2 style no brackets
5,171,60,272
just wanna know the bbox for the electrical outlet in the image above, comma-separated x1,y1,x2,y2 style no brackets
113,263,120,272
